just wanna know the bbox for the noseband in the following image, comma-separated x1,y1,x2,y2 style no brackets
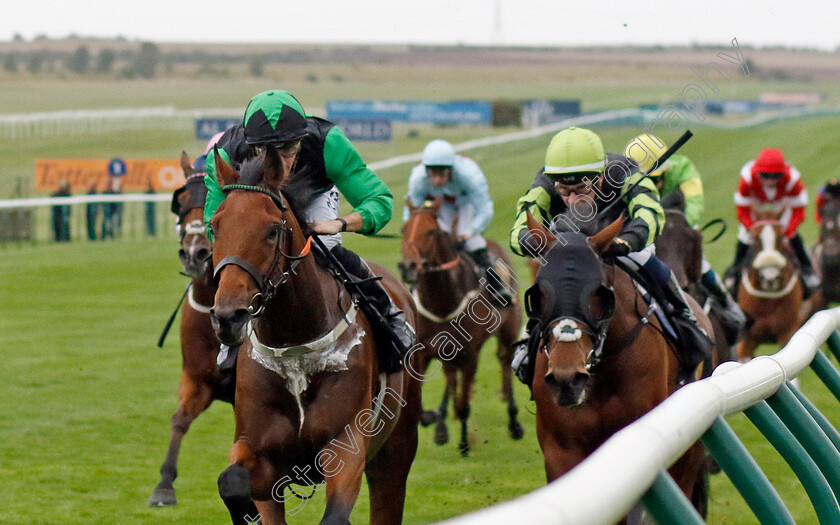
213,184,312,317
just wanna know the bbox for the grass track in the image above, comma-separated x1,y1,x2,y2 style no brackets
3,76,840,522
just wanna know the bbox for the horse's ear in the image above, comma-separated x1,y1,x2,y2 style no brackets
262,144,284,189
525,209,556,254
214,147,238,187
588,214,624,254
180,151,192,175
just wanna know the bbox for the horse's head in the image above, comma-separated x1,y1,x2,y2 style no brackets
524,211,619,407
171,152,212,278
208,146,313,346
746,221,794,292
656,209,702,287
819,200,840,260
398,197,459,284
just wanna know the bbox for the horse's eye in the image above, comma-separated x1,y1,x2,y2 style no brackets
266,226,280,242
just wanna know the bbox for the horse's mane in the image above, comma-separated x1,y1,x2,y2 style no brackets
236,155,322,219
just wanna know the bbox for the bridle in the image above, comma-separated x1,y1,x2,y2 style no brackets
212,184,312,317
402,209,462,274
524,276,616,372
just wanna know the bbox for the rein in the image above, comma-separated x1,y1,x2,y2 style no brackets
403,211,461,272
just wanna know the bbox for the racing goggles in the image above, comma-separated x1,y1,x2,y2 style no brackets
252,140,302,158
548,171,601,187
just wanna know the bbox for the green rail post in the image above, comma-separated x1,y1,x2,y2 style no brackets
810,350,840,404
767,383,840,501
826,332,840,363
640,469,705,525
700,416,794,525
744,401,840,524
788,382,840,454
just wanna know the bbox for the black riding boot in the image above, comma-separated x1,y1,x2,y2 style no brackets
331,245,415,374
701,267,747,345
723,241,751,294
470,247,513,307
661,271,713,383
790,234,821,295
511,319,541,394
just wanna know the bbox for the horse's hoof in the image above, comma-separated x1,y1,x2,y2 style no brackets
148,488,177,507
434,423,449,445
420,410,439,427
460,442,470,457
509,420,525,440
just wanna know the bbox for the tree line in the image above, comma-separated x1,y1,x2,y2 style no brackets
0,40,390,79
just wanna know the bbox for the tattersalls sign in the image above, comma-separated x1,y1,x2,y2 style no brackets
35,159,185,191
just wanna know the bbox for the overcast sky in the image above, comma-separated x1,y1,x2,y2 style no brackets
3,0,838,51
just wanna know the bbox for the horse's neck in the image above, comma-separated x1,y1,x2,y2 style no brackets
255,257,345,345
416,257,477,311
603,269,647,349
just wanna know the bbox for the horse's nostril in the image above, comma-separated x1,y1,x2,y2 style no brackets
571,373,589,391
195,248,211,262
178,249,189,264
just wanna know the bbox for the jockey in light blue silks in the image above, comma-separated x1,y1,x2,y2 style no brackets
404,139,511,304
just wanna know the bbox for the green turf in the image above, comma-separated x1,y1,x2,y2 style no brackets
3,73,840,523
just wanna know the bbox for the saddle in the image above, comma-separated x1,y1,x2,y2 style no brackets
614,262,711,384
311,240,408,374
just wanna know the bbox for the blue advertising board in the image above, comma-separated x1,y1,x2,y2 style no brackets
326,101,491,125
521,99,582,126
195,118,241,142
335,119,392,142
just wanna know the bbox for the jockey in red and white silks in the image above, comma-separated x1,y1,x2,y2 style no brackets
725,148,819,292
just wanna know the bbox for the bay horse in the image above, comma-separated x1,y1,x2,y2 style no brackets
525,212,709,519
209,146,421,525
398,198,524,456
149,152,229,507
655,195,736,375
816,197,840,302
736,220,822,361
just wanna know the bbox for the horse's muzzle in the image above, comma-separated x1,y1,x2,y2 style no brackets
397,260,419,284
210,306,250,346
179,247,212,279
544,370,590,407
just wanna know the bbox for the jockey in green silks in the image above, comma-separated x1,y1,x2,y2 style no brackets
203,89,414,373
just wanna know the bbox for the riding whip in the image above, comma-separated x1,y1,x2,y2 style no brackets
157,281,191,348
597,129,693,218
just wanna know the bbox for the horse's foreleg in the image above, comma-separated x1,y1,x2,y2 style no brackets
432,369,456,445
421,372,452,428
497,340,524,440
219,441,272,525
255,498,287,525
149,373,214,506
366,379,420,525
320,429,367,525
455,359,479,456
